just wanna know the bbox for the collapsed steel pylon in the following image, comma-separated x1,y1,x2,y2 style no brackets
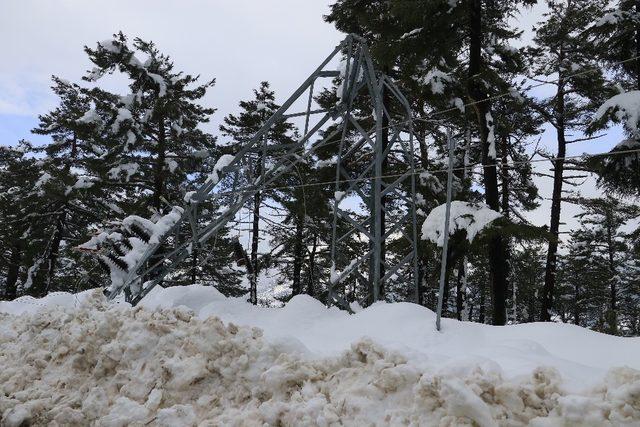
96,35,419,306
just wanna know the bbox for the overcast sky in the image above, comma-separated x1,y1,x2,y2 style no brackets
0,1,630,235
0,0,342,141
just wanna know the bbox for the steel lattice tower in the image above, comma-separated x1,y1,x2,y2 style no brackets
93,35,420,307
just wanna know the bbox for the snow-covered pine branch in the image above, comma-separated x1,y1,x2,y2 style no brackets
77,206,184,292
421,201,502,247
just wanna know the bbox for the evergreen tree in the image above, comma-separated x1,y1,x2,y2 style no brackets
27,77,111,296
220,82,297,304
82,33,217,212
267,160,334,300
0,142,41,299
529,0,610,321
510,242,546,323
326,0,537,324
570,196,640,334
555,228,609,327
587,1,640,195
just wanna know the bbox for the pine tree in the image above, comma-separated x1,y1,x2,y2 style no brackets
0,142,41,299
26,77,112,296
79,33,236,291
21,33,235,298
510,242,546,323
587,1,640,195
570,196,640,333
81,33,217,211
530,0,610,321
617,248,640,335
220,82,297,304
326,0,537,324
555,228,608,326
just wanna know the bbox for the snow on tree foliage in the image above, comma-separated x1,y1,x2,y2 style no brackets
77,207,184,292
593,91,640,137
421,201,501,247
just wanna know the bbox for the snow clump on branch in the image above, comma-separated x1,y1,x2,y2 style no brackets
422,201,502,247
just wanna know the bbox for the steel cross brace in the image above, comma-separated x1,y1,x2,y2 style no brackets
97,34,419,308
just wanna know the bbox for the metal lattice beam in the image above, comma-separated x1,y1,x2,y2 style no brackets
95,35,419,307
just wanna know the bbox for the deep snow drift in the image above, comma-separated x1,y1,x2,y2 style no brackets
1,287,639,426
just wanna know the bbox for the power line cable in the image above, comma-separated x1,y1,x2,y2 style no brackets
206,146,640,199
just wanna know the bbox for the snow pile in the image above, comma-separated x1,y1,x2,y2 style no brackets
422,201,502,246
1,289,640,425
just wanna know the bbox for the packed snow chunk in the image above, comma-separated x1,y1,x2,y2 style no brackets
593,90,640,135
108,162,139,181
122,206,184,244
421,69,453,94
2,290,640,425
99,397,149,426
422,201,501,246
148,72,168,97
205,154,234,186
156,404,197,426
2,404,31,427
98,39,122,53
78,108,101,124
112,107,133,132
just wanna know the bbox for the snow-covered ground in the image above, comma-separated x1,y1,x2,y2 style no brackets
1,286,639,426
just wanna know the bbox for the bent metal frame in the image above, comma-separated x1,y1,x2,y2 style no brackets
97,34,420,308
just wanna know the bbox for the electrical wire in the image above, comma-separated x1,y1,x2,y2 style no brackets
205,146,640,199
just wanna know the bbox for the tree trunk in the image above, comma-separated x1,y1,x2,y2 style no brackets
573,280,581,326
4,242,21,300
636,0,640,90
479,278,486,324
153,115,167,211
307,231,318,296
377,79,390,301
468,0,508,325
190,246,198,285
441,249,454,315
250,191,260,305
541,58,567,322
605,214,618,335
44,214,65,295
528,290,536,323
292,214,304,296
417,254,426,306
501,135,510,219
455,259,466,320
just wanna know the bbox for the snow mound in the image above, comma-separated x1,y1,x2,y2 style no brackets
1,290,640,425
422,201,502,246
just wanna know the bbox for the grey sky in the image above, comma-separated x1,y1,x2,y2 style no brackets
0,0,341,133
